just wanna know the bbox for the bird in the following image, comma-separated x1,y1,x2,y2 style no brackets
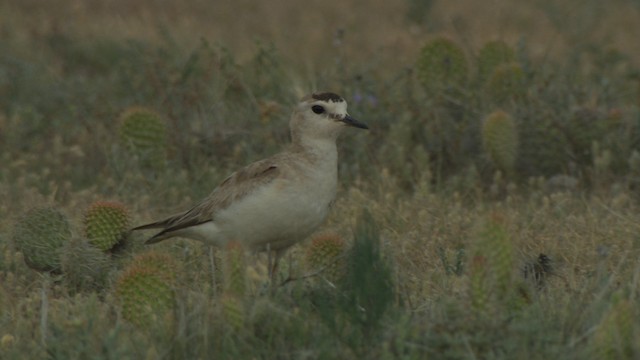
132,92,368,277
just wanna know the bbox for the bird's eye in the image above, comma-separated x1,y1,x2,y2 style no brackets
311,105,325,114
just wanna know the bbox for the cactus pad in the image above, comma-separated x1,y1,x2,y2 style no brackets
477,40,515,84
61,238,112,292
467,213,514,312
485,62,526,104
468,255,490,312
305,233,347,284
84,201,131,251
118,106,168,168
12,207,72,272
416,37,468,92
131,251,179,282
115,266,175,328
593,298,635,359
220,294,245,330
479,214,513,295
482,110,518,174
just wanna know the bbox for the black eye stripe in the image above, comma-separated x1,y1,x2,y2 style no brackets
311,105,325,114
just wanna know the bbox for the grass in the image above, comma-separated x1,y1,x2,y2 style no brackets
2,0,640,358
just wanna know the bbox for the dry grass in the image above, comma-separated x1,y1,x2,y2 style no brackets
2,0,640,358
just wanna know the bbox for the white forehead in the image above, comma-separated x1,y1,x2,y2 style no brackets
300,98,348,115
322,99,348,115
299,93,349,115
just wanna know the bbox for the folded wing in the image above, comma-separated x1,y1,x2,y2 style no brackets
133,159,280,244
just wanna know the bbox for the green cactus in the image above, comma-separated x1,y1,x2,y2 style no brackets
485,62,526,105
118,106,168,169
12,207,72,272
479,214,513,296
305,233,347,284
223,241,247,297
115,252,177,328
482,110,518,174
468,255,490,313
84,201,131,252
566,107,606,167
220,294,245,330
131,251,179,282
517,113,567,177
593,298,635,359
61,237,112,292
416,36,468,92
477,40,515,84
468,213,514,312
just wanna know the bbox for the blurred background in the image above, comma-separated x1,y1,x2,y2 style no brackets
3,1,640,358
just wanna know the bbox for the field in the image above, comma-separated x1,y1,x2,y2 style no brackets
2,0,640,358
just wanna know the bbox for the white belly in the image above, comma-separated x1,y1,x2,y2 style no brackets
211,174,336,251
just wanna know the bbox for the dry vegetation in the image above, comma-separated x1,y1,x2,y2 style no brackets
2,0,640,358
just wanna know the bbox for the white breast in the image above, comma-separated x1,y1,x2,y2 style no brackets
213,155,338,252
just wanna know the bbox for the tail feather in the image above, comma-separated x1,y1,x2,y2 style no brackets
131,222,167,231
131,220,174,244
144,229,174,245
133,218,213,245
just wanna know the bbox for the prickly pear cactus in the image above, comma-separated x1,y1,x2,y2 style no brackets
84,201,130,251
416,36,468,92
482,110,518,174
131,251,179,282
478,214,513,296
220,294,245,330
12,207,72,272
118,107,168,169
305,233,347,284
115,267,175,328
61,237,112,292
476,40,515,84
485,62,526,105
468,255,490,313
517,112,567,177
467,213,514,313
592,297,635,360
115,251,178,328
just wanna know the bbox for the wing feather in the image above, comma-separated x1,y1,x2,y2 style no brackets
134,158,281,243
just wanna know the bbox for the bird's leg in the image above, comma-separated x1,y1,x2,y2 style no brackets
266,243,272,278
270,256,280,283
209,246,218,298
266,243,278,283
270,252,283,283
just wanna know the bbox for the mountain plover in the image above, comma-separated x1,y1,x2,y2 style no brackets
133,92,368,274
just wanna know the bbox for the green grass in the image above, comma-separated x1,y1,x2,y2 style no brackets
2,1,640,358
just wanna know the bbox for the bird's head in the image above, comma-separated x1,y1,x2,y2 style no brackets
291,92,368,143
